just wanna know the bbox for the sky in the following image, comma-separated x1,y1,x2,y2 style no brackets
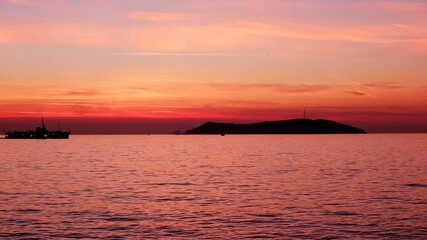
0,0,426,133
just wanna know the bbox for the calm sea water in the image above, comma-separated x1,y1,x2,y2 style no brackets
0,134,426,239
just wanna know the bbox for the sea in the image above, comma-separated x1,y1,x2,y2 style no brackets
0,134,426,239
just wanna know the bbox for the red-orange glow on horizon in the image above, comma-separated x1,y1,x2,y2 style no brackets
0,0,426,132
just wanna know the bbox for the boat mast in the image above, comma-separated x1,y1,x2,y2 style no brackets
42,117,46,129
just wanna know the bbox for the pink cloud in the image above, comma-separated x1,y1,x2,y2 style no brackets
128,11,197,22
0,22,110,46
6,0,40,5
1,7,426,52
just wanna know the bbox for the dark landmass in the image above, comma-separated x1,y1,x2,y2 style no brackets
185,118,367,134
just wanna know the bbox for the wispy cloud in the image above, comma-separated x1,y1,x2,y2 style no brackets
62,89,99,96
5,0,55,7
362,82,404,89
2,10,426,52
127,86,152,91
88,52,268,56
346,91,368,96
210,83,330,93
392,24,407,29
6,0,38,5
128,11,197,22
346,91,377,98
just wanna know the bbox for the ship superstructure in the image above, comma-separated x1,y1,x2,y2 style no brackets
4,118,71,139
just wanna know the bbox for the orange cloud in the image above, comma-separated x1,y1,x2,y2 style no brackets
362,82,404,90
61,89,100,97
346,91,371,97
0,30,8,43
210,83,330,93
0,22,109,47
2,12,426,53
237,20,427,45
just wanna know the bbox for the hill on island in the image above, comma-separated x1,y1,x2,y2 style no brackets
185,118,367,134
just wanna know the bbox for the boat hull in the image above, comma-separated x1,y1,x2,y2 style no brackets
5,131,71,139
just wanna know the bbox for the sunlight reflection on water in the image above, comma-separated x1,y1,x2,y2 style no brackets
0,134,426,239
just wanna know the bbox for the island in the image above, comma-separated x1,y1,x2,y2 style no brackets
185,118,367,134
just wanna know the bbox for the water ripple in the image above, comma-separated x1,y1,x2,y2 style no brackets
0,134,426,238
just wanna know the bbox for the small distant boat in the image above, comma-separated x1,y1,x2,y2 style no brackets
4,118,71,139
221,133,225,136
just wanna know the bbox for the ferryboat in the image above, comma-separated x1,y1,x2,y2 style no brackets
4,119,71,139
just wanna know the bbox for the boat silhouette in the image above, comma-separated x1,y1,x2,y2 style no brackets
4,118,71,139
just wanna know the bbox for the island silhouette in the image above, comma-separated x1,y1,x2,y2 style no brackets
185,118,366,134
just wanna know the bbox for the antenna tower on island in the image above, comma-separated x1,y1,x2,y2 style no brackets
304,108,306,119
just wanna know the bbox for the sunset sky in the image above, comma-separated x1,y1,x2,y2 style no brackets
1,0,426,133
